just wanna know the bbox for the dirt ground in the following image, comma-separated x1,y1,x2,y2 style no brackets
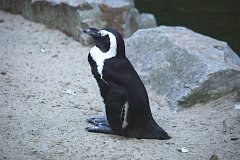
0,11,240,160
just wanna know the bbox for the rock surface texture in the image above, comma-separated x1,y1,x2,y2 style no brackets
126,26,240,110
0,0,156,45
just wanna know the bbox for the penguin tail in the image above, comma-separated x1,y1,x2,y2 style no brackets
148,120,171,140
154,125,171,140
125,120,171,140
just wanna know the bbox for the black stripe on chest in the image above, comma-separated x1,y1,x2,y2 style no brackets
88,53,109,103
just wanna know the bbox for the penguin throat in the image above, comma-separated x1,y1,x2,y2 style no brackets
90,46,116,78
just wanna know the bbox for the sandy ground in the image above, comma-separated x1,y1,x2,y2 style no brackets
0,11,240,160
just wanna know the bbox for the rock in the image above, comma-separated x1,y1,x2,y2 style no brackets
0,0,156,45
125,26,240,111
138,13,157,29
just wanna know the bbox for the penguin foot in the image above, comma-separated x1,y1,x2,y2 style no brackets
87,117,110,127
86,125,114,134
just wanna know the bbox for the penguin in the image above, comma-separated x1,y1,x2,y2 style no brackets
83,28,170,140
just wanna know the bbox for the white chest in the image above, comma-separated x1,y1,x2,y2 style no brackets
90,46,115,78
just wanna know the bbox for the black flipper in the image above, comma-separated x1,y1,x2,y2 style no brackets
105,82,128,136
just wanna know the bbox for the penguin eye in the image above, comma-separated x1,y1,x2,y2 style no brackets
96,34,110,53
101,34,107,39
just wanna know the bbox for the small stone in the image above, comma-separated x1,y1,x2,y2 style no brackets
223,120,227,133
230,137,239,141
66,89,76,95
234,104,240,110
1,71,7,75
32,150,38,155
209,154,219,160
177,147,189,153
213,45,223,50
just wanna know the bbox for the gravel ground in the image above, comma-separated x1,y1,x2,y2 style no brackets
0,11,240,160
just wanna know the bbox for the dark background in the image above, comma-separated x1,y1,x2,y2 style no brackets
136,0,240,56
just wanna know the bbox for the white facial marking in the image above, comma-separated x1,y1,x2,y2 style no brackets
122,102,129,128
90,30,117,78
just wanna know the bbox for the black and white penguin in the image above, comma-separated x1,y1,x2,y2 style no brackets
83,28,170,140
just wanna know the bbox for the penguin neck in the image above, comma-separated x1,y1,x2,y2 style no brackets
116,38,125,57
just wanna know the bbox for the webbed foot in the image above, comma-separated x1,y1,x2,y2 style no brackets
86,124,114,134
87,117,110,127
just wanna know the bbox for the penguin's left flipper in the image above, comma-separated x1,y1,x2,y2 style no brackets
86,124,114,134
87,117,110,127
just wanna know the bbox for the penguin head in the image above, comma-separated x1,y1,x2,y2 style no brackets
83,28,125,57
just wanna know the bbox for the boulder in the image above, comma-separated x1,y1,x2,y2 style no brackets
125,26,240,111
0,0,156,45
137,13,157,29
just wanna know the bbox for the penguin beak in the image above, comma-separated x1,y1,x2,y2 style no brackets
83,28,101,38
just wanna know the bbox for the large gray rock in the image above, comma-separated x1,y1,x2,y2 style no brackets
0,0,156,45
126,26,240,111
137,13,156,29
